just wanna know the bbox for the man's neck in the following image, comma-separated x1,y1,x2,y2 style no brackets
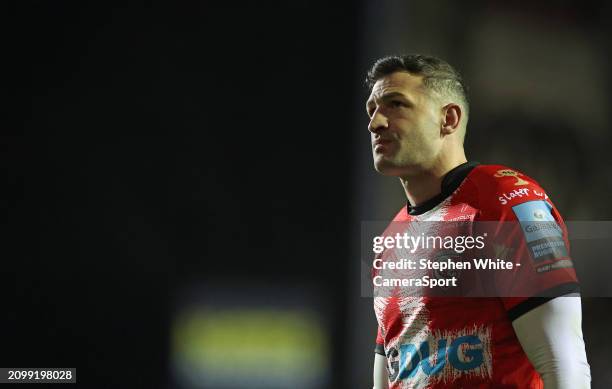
399,157,468,207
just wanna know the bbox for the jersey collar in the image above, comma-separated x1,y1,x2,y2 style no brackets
408,161,480,216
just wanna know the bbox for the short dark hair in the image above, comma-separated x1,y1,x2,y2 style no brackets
366,54,469,117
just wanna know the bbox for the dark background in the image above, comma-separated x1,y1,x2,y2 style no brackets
4,1,612,388
5,2,357,387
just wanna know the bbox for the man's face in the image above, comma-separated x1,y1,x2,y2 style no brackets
366,71,444,176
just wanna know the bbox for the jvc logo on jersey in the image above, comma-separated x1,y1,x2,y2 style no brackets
387,334,491,382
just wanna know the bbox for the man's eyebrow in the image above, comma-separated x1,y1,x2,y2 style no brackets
379,91,411,101
366,92,412,112
367,91,411,105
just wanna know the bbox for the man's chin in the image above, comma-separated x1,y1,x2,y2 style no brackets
373,159,404,176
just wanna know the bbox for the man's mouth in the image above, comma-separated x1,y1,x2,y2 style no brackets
373,138,394,152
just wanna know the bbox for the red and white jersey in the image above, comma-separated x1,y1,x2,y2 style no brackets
373,163,578,388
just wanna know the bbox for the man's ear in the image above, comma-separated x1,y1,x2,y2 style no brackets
441,103,462,135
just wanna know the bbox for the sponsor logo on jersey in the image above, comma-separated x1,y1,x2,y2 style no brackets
524,221,561,234
511,200,568,262
386,327,492,384
494,169,529,186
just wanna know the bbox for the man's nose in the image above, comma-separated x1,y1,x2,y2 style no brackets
368,109,388,134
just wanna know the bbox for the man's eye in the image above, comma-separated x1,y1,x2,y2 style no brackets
391,101,404,108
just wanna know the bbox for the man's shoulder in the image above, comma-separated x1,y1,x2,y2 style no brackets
468,164,545,193
467,164,553,216
468,164,538,188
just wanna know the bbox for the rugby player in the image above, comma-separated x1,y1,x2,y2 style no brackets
366,54,590,388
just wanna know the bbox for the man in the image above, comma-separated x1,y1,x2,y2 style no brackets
366,54,590,388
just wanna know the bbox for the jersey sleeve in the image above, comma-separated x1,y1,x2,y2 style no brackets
472,166,579,320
